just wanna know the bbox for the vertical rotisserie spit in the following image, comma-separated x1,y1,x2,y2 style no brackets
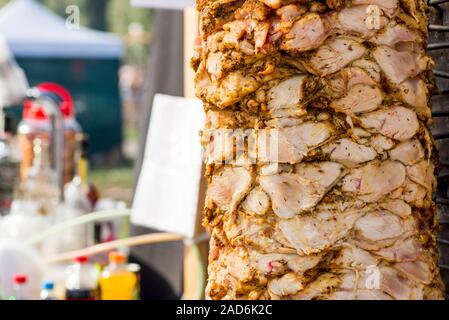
194,0,446,300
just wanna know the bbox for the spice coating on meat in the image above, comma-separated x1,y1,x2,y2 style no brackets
195,0,444,300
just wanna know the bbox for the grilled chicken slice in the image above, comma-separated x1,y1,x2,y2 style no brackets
276,4,307,24
406,160,436,192
358,106,420,141
330,84,383,115
241,187,270,215
207,166,253,212
378,266,424,300
395,78,430,119
268,273,305,296
259,0,293,9
289,273,341,300
370,134,395,152
322,138,378,167
196,69,262,108
394,260,433,284
260,162,344,218
388,139,425,166
342,160,406,202
372,23,421,48
352,210,416,248
337,266,424,300
267,75,308,110
278,208,365,255
308,36,366,76
282,13,333,52
343,67,378,88
224,213,295,253
372,46,432,84
259,173,327,218
352,0,399,17
329,290,394,300
252,252,323,275
379,198,412,218
352,59,382,82
337,5,388,38
332,243,379,269
235,0,269,21
257,122,334,163
373,237,422,261
294,161,345,188
402,179,428,208
202,129,235,164
260,163,294,176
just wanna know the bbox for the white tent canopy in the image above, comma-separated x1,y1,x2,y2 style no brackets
0,0,124,59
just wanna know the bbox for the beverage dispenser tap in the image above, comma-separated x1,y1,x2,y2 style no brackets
24,88,66,202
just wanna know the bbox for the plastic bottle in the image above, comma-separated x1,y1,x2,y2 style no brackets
65,256,98,300
10,274,28,300
99,252,137,300
40,281,57,300
127,263,141,300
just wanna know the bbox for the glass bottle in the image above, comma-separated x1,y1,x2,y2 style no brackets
100,252,137,300
20,138,59,216
65,256,99,300
63,135,98,250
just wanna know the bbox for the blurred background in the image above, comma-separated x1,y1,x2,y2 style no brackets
1,0,154,205
0,0,197,301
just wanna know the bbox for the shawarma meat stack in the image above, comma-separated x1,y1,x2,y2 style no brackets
193,0,446,300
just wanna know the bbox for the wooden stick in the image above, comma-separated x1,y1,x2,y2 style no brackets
46,233,185,264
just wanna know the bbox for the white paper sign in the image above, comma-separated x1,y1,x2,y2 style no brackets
131,0,195,9
131,94,204,239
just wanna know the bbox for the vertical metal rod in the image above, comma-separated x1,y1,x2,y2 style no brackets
428,42,449,50
432,111,449,117
0,107,5,136
429,0,449,5
434,70,449,79
429,24,449,31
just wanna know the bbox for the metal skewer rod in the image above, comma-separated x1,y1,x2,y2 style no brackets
434,69,449,79
428,42,449,50
433,132,449,140
429,24,449,32
433,89,449,95
436,197,449,205
438,238,449,246
429,0,449,5
432,111,449,117
438,172,449,179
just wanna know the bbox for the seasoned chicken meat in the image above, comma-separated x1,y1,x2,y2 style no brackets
196,0,444,300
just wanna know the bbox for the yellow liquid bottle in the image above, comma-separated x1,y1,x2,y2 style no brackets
100,252,137,300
